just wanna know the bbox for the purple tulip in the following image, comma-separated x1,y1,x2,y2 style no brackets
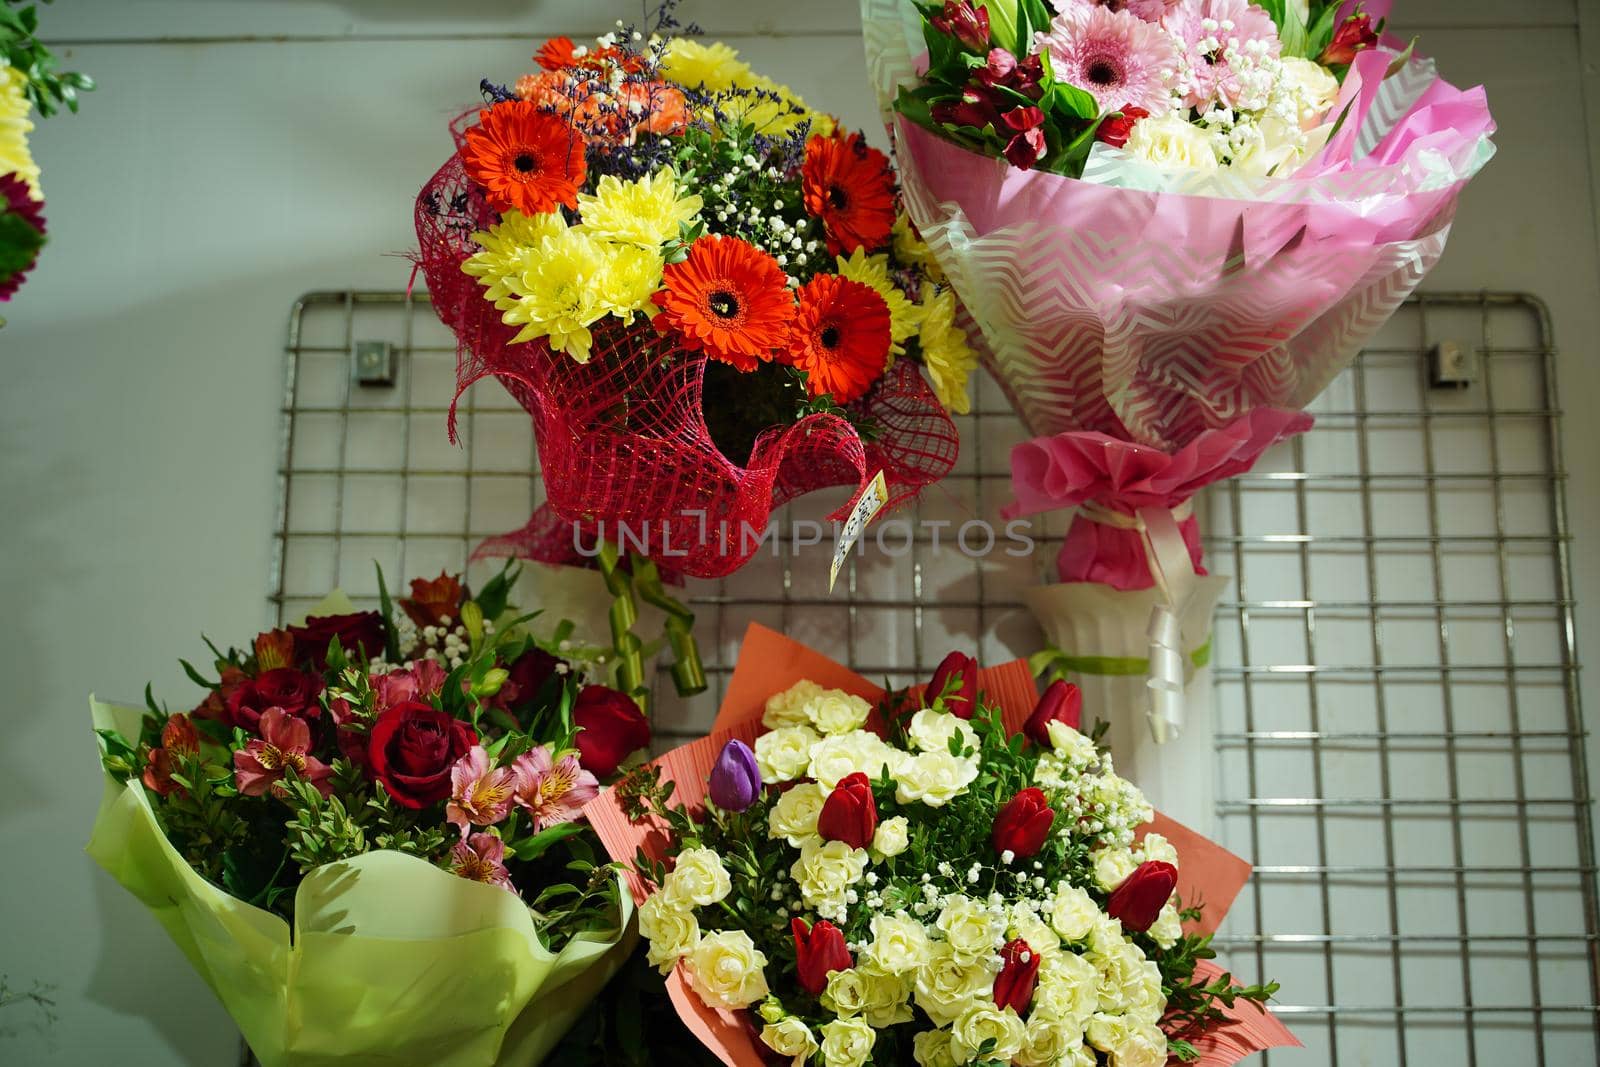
708,738,762,812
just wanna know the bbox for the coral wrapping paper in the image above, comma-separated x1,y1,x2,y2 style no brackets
414,129,959,580
582,624,1298,1064
86,698,635,1067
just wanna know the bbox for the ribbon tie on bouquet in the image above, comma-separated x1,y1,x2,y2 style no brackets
1077,500,1198,743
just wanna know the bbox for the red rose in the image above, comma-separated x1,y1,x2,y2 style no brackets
1023,679,1083,747
993,938,1041,1014
1096,105,1150,149
1106,860,1179,933
367,701,477,808
993,787,1055,858
572,685,651,778
1321,11,1378,65
927,651,979,719
818,772,878,850
496,647,562,712
792,917,852,997
224,667,325,732
288,611,386,666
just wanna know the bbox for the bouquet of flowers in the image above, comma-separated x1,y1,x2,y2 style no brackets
1,1,93,315
414,4,975,587
861,0,1494,820
89,566,649,1067
584,625,1296,1065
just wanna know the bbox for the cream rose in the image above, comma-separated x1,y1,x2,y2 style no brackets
687,930,770,1009
911,1027,960,1067
871,815,910,859
1138,833,1178,866
950,1003,1026,1063
894,750,979,807
865,913,933,974
818,1016,876,1067
1110,1026,1168,1067
663,847,732,907
1281,55,1339,128
1148,903,1182,950
791,838,869,910
913,941,992,1026
906,707,977,755
1086,1011,1131,1054
764,679,823,728
755,724,821,783
1048,883,1099,943
638,893,700,973
809,731,898,790
1032,950,1099,1026
807,688,873,735
1015,1015,1086,1067
1046,720,1099,766
1008,909,1062,960
1126,111,1219,171
937,895,1005,959
858,965,915,1027
760,1016,818,1065
768,781,827,846
820,967,871,1017
1093,848,1138,891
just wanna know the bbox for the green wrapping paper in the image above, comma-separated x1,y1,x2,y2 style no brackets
86,697,636,1067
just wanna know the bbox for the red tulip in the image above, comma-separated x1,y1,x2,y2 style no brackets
818,772,878,850
927,650,979,719
792,917,852,996
1106,860,1179,933
1023,679,1083,747
993,938,1041,1013
1320,10,1378,65
992,787,1055,858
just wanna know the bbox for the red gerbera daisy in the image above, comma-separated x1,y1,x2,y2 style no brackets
654,235,796,371
801,132,897,256
788,274,892,403
462,100,587,216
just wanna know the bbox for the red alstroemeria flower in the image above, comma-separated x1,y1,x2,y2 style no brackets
233,707,333,798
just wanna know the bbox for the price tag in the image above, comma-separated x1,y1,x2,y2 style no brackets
830,470,889,592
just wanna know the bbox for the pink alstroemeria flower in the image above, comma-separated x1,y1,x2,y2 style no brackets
445,746,519,837
448,832,514,890
513,746,599,831
232,707,333,798
371,658,449,714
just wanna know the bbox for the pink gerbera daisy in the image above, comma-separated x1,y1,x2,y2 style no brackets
1036,5,1179,115
1053,0,1177,24
1163,0,1281,109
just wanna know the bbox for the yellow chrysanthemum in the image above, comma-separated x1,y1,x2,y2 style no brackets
598,242,665,321
0,65,40,199
463,210,569,308
659,40,751,92
577,168,702,249
835,248,921,359
497,227,613,362
917,283,977,415
892,213,943,284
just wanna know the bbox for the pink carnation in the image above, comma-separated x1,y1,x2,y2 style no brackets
1036,5,1178,115
1163,0,1281,108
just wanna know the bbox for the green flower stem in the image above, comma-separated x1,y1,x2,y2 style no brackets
631,554,707,698
596,541,650,715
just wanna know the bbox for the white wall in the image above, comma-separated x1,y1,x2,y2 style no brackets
0,1,1595,1064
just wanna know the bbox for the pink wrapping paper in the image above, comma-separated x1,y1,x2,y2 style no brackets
582,623,1297,1064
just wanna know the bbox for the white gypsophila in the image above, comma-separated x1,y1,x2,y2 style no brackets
805,688,873,735
864,913,934,974
809,730,900,790
906,707,978,755
1046,720,1101,768
949,1003,1027,1063
894,750,980,807
638,893,700,973
768,781,827,847
791,838,869,913
913,941,996,1027
755,724,821,783
763,679,824,729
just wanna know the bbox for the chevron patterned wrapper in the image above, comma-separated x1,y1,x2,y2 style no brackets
581,624,1296,1065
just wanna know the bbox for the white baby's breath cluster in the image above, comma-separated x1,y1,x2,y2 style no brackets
638,677,1191,1066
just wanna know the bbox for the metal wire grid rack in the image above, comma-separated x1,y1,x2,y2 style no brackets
273,290,1597,1064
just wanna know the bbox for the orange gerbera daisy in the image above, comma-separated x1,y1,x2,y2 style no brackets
654,235,796,371
788,274,892,403
462,100,587,216
801,132,897,255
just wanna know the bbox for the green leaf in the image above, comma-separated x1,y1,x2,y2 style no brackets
178,658,215,690
512,821,587,861
374,561,401,663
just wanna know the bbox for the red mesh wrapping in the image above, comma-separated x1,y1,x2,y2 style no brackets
415,145,959,580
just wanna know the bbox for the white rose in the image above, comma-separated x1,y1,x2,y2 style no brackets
1138,833,1178,867
809,731,898,790
687,930,770,1009
865,913,933,974
638,893,700,973
1093,942,1164,1018
871,815,910,859
937,895,1005,959
820,967,871,1017
857,964,915,1027
663,847,732,907
1110,1025,1168,1067
950,1003,1026,1063
1093,848,1138,891
1015,1015,1086,1067
1008,909,1061,959
807,689,873,735
764,679,823,728
1085,1011,1131,1054
1088,915,1128,957
755,725,821,783
894,750,979,807
760,1016,818,1065
911,1027,960,1067
913,941,993,1026
791,838,869,910
1125,111,1219,171
818,1016,876,1067
906,707,977,755
1033,950,1099,1026
1148,902,1182,950
1046,720,1099,766
1280,55,1339,128
1048,883,1100,943
768,781,827,846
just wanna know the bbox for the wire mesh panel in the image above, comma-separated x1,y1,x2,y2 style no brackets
275,290,1598,1063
